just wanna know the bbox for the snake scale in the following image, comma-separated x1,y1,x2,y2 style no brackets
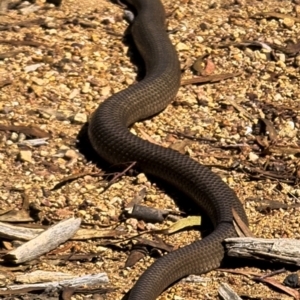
88,0,249,299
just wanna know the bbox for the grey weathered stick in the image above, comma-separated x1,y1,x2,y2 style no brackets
225,237,300,265
4,217,81,264
0,273,109,291
218,283,242,300
0,222,43,241
16,270,78,283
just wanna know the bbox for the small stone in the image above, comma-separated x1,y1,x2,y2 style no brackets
24,63,44,73
274,93,282,101
18,133,26,142
81,82,90,94
100,86,111,96
31,84,44,96
283,273,299,288
192,57,204,73
96,246,108,252
40,150,49,157
69,89,79,99
10,132,18,142
174,10,184,20
283,18,295,28
64,149,78,159
45,21,58,29
276,60,286,69
31,77,45,86
93,61,107,71
98,203,109,212
91,34,99,42
73,112,87,124
6,140,13,146
248,152,259,162
228,177,235,185
47,29,57,35
111,182,124,189
277,53,286,62
136,173,147,184
85,184,96,190
78,210,87,217
64,52,72,59
20,4,40,15
176,42,189,51
18,150,32,163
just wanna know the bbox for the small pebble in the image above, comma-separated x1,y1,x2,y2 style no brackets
73,112,87,124
248,152,259,162
100,86,111,96
81,82,90,94
176,42,189,51
64,149,78,160
282,18,295,28
10,132,18,142
136,173,147,184
18,150,33,163
31,77,45,86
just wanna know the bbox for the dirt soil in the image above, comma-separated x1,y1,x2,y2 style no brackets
0,0,300,299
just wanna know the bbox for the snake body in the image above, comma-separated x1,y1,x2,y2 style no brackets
88,0,248,299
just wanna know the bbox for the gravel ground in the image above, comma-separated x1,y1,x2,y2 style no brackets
0,0,300,299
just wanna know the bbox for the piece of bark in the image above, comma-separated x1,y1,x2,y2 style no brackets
0,273,109,293
182,275,211,283
181,72,242,86
125,246,147,268
16,270,77,284
254,275,300,299
232,208,255,238
218,283,242,300
150,216,201,235
135,237,174,253
125,204,168,223
18,138,49,147
45,253,100,262
225,237,300,266
0,124,50,138
52,171,103,190
3,217,81,264
260,118,278,143
0,222,43,241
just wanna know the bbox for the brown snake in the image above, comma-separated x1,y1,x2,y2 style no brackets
88,0,249,299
